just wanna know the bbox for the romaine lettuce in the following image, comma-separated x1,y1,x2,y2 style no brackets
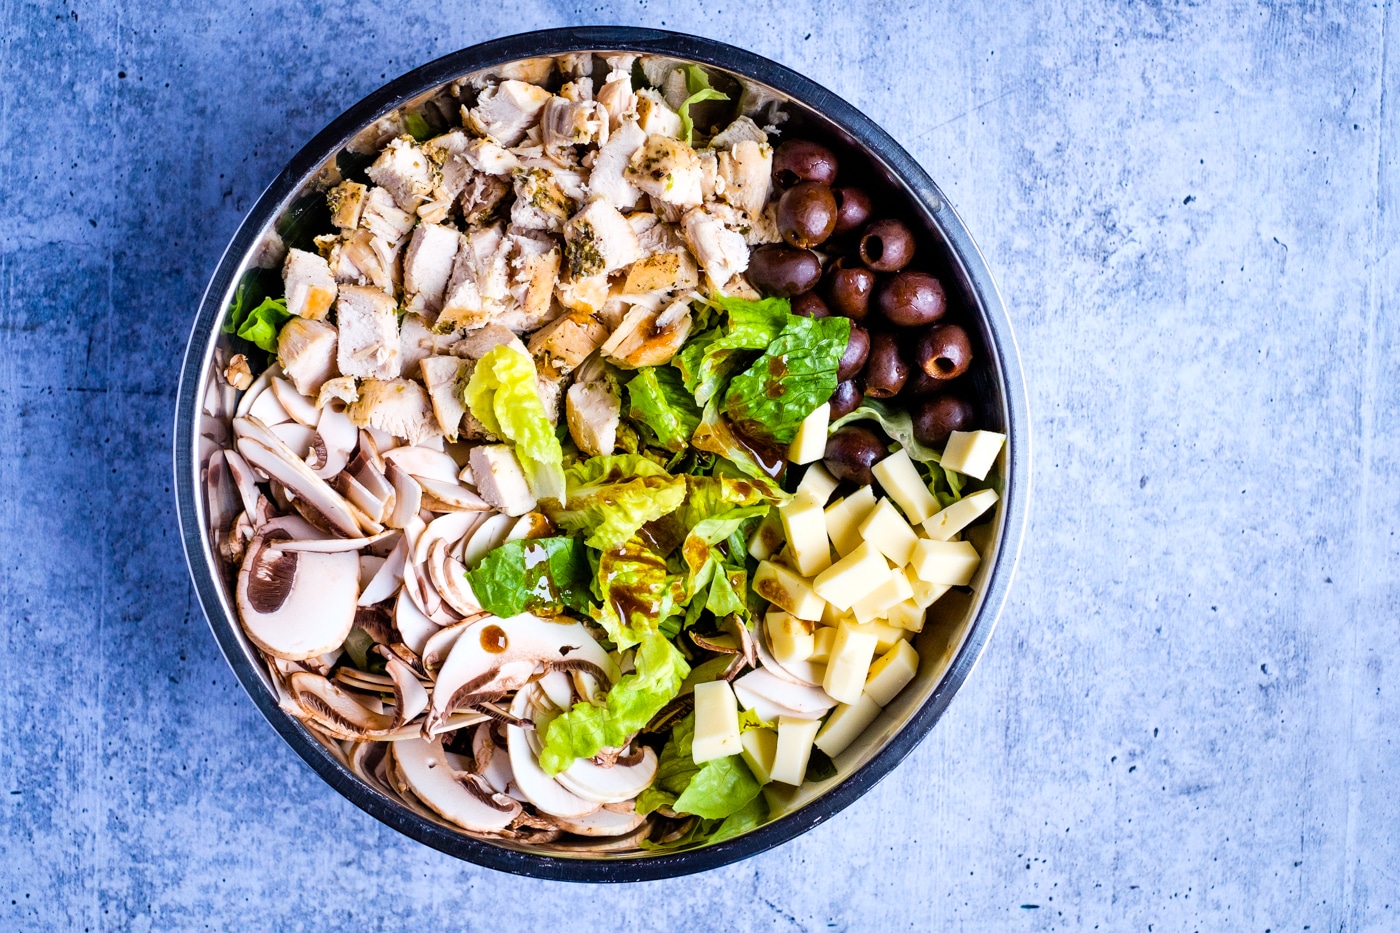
593,537,687,650
829,398,942,463
673,296,792,405
464,537,592,618
463,345,566,503
549,454,688,552
677,65,730,147
635,712,762,820
626,365,703,453
722,314,850,446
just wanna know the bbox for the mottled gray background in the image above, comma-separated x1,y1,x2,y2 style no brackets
2,1,1396,930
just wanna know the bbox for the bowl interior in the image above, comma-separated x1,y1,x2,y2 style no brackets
178,31,1026,880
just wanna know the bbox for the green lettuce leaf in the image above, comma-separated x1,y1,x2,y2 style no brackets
635,712,762,819
549,454,688,552
829,398,942,463
463,345,566,503
677,65,730,146
709,793,768,843
691,395,788,481
464,537,592,618
723,314,850,446
594,537,687,650
538,633,689,776
672,475,774,624
626,366,703,453
673,295,792,405
229,297,292,353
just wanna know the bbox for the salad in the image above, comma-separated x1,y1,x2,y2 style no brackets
206,52,1006,850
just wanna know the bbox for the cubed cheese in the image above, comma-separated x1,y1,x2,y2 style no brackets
822,620,881,704
794,462,839,507
691,680,742,763
770,716,823,785
940,430,1006,480
788,402,830,464
823,487,877,557
814,693,882,758
905,564,952,610
851,570,915,624
812,541,892,611
748,511,785,561
872,449,939,524
886,598,929,632
850,619,913,655
767,610,815,665
910,539,981,586
739,727,778,784
858,498,920,567
922,488,1000,541
779,496,833,577
820,600,851,629
754,560,826,621
809,625,836,662
865,640,920,706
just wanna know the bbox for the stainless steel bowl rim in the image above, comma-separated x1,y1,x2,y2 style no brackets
173,26,1031,882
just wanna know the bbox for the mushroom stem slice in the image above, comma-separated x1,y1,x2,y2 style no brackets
235,419,362,538
386,657,431,728
391,736,521,833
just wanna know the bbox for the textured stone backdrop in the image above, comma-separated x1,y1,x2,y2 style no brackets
2,1,1397,930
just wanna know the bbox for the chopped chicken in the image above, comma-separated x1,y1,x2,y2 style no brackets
316,374,358,409
335,285,401,379
555,272,611,315
469,444,537,516
562,198,642,278
566,381,621,457
450,323,527,360
595,73,636,131
680,207,750,287
535,369,566,425
282,248,337,321
466,80,553,147
586,119,647,210
710,116,768,149
327,180,368,229
403,223,460,313
460,137,521,176
277,317,338,397
397,313,435,380
634,89,683,138
510,166,577,233
328,228,399,292
540,96,607,165
348,378,440,447
527,312,609,377
421,131,475,211
460,174,510,226
625,135,703,209
556,53,594,79
599,301,693,369
359,186,416,247
417,355,468,440
698,150,724,202
716,139,773,218
497,231,561,332
366,137,436,212
438,224,511,332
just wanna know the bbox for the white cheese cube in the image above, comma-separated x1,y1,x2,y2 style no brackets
872,449,939,524
739,727,778,785
904,565,952,610
809,626,836,662
794,462,839,507
885,598,929,633
691,680,742,763
748,511,785,561
864,619,914,653
812,541,892,611
814,693,882,758
821,621,881,704
754,560,826,621
922,488,999,541
851,570,915,624
939,430,1006,481
770,716,823,785
823,487,877,557
767,610,815,665
779,496,833,577
820,600,853,628
787,402,830,464
864,640,920,706
857,498,920,567
910,539,981,586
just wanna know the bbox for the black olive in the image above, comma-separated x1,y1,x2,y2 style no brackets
824,260,876,321
777,182,838,249
914,323,973,380
823,425,887,485
859,219,917,272
772,139,839,189
862,331,908,398
746,244,822,297
828,380,862,420
912,394,975,446
877,271,947,327
832,186,873,235
837,324,870,381
790,291,831,318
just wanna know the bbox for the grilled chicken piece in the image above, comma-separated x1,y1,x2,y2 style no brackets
439,224,511,332
417,354,469,441
460,174,511,226
466,80,553,147
528,312,609,377
562,198,642,279
317,375,358,409
403,223,460,313
634,88,683,138
540,96,607,165
450,323,527,360
717,139,773,218
397,313,435,380
336,285,402,380
327,228,400,293
595,74,636,131
710,116,768,149
461,137,521,176
327,181,368,230
585,119,646,211
555,272,610,316
497,231,561,333
510,166,577,233
283,248,336,321
599,300,693,369
366,136,436,212
277,317,338,397
348,378,440,447
625,135,703,209
469,444,537,516
566,381,621,457
360,186,415,246
680,207,750,287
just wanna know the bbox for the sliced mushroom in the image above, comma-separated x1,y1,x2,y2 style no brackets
719,613,758,670
754,616,823,687
309,405,358,479
414,474,491,512
274,531,393,553
421,616,475,673
247,378,294,426
385,461,424,529
553,748,658,804
382,445,461,484
358,537,407,606
233,364,283,420
386,656,431,728
235,416,363,538
553,805,648,838
427,538,482,617
391,736,521,833
731,668,836,722
221,448,263,519
271,376,321,427
460,512,514,568
506,687,600,819
395,584,442,656
236,533,359,661
471,723,515,795
414,511,480,566
287,671,395,737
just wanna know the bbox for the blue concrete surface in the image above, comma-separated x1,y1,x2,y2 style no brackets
3,2,1398,929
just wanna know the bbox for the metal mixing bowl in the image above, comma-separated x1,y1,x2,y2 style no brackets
173,26,1030,881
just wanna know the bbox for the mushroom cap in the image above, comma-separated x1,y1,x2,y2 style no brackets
553,747,658,804
392,736,521,833
554,805,649,837
731,668,837,722
505,687,599,819
236,533,359,661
